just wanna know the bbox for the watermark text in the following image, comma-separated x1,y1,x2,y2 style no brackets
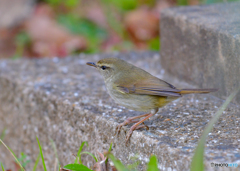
211,163,238,167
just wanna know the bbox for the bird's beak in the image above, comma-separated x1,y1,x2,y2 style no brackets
86,62,97,68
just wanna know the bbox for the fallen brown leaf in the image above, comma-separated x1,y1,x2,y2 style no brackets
81,3,108,29
25,4,86,57
124,6,159,48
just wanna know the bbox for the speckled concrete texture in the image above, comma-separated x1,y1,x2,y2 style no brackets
0,52,240,171
160,2,240,105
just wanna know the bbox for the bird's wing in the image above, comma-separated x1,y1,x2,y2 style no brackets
115,77,182,97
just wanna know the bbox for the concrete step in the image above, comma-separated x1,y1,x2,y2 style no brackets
0,52,239,171
160,1,240,105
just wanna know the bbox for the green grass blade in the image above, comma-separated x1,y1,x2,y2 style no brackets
50,138,60,170
8,148,25,171
32,153,40,171
105,142,113,164
147,155,158,171
81,152,98,162
36,137,47,171
75,141,88,164
0,139,25,171
1,163,5,171
107,153,129,171
108,142,113,152
190,87,240,171
63,163,93,171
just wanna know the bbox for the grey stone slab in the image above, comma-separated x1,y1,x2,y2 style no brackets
0,52,240,171
160,2,240,105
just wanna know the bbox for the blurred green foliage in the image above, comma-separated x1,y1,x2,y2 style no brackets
64,0,81,8
102,0,138,11
13,32,30,59
57,14,107,53
44,0,159,53
13,0,238,57
148,37,160,51
45,0,81,8
101,0,156,11
17,152,31,168
177,0,188,6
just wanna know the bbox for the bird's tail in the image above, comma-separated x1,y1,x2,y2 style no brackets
179,88,218,94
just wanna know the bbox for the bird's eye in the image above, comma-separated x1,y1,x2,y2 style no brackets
101,66,107,70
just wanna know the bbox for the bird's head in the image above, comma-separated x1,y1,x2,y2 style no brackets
86,58,128,81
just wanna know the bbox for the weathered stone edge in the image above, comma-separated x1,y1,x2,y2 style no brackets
0,74,190,170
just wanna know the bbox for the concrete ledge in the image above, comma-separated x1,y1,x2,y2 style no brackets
0,52,240,170
160,2,240,104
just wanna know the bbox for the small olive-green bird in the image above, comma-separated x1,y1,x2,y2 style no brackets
87,58,217,143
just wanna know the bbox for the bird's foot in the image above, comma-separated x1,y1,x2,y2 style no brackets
125,123,150,145
125,130,133,145
115,113,150,136
115,118,138,136
124,113,154,145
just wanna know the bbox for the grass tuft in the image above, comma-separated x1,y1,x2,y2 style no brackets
36,137,47,171
0,139,25,171
32,153,40,171
1,163,5,171
75,141,88,164
147,155,158,171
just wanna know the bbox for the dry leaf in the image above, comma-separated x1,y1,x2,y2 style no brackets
83,3,108,28
93,151,117,171
25,4,86,57
124,7,159,48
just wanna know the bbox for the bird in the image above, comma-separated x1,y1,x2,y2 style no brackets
86,58,217,143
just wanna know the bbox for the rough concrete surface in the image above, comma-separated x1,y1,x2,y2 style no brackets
0,52,240,171
160,2,240,105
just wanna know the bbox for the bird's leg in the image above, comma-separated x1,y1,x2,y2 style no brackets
115,113,150,135
125,113,154,144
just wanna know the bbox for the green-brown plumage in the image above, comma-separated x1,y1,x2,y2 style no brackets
86,57,217,143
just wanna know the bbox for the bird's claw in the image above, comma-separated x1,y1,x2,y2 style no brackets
136,124,149,130
115,124,123,136
125,130,133,145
